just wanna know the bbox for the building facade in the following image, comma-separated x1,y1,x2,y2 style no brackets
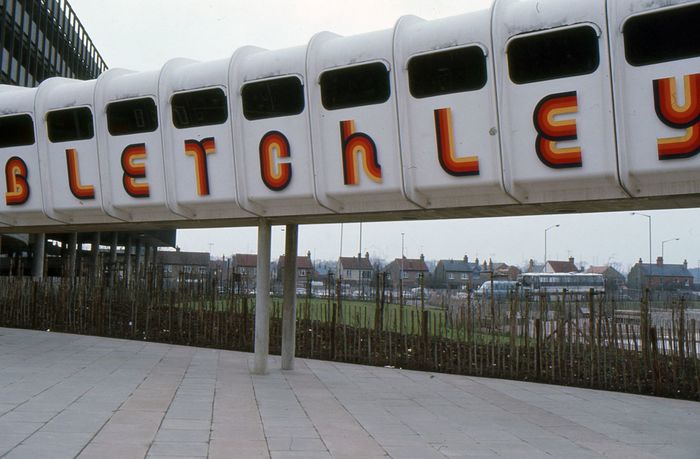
433,257,481,290
1,0,106,86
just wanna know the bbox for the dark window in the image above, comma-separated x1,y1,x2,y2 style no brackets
47,107,94,142
320,62,390,110
507,25,600,84
408,46,487,98
0,114,35,148
623,4,700,66
106,97,158,136
172,88,228,128
241,76,304,120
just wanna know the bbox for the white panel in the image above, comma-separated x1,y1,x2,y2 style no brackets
0,86,53,226
394,10,516,209
610,0,700,197
230,45,328,217
159,58,253,220
95,69,184,222
307,30,416,214
35,78,117,224
492,0,628,204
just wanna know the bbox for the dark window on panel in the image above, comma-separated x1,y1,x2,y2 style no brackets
0,114,35,148
408,46,487,98
320,62,390,110
106,97,158,136
623,4,700,66
507,25,600,84
47,107,94,143
241,76,304,120
172,88,228,128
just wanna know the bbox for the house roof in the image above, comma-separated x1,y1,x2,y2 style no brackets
278,255,314,270
234,253,258,268
156,251,210,266
339,256,373,270
437,259,480,273
547,260,578,273
586,266,608,274
638,263,693,278
390,257,429,272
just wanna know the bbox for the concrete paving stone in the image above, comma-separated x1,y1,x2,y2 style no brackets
5,442,84,459
162,419,212,430
383,445,449,459
78,441,151,459
147,441,209,457
0,420,44,434
154,428,211,443
270,452,332,459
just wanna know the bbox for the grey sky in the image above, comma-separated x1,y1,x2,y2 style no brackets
68,0,700,271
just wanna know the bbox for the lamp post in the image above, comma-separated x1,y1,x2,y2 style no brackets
631,212,652,292
544,224,560,270
661,237,679,261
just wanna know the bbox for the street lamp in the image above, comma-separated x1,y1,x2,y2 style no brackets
544,224,560,269
661,237,680,261
631,212,652,279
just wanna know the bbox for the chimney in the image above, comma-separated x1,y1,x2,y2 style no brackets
657,256,663,266
307,250,311,258
529,259,534,270
365,251,369,259
464,254,468,263
569,256,575,264
639,257,643,264
419,253,424,261
684,259,688,269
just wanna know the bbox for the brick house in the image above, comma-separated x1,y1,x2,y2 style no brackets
433,257,481,290
277,251,316,290
385,255,429,290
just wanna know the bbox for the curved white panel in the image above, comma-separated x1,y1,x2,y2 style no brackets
35,78,117,224
394,10,515,209
0,86,53,227
230,45,328,217
95,68,184,222
492,0,628,204
159,57,253,220
609,0,700,197
307,29,416,214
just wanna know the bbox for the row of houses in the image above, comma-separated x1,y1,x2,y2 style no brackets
157,250,697,296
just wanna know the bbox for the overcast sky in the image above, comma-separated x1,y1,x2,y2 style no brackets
68,0,700,272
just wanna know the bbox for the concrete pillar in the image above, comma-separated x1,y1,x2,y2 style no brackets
31,233,46,278
281,224,298,370
67,232,78,279
253,219,272,375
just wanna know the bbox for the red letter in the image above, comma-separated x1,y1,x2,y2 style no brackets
654,73,700,160
184,138,216,196
434,108,479,176
121,143,150,198
340,120,382,185
65,148,95,199
533,91,582,169
5,156,30,206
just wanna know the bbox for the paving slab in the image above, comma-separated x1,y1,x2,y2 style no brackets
0,327,699,458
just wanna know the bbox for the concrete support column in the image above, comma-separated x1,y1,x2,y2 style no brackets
253,219,272,375
281,224,298,370
31,233,46,279
67,232,78,279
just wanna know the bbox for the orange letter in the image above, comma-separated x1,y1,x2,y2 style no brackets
654,73,700,160
340,120,382,186
121,143,150,198
533,91,582,169
65,148,95,199
5,156,30,206
184,138,216,196
259,131,292,191
434,108,479,176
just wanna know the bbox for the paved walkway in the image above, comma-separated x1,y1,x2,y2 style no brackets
0,328,698,459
